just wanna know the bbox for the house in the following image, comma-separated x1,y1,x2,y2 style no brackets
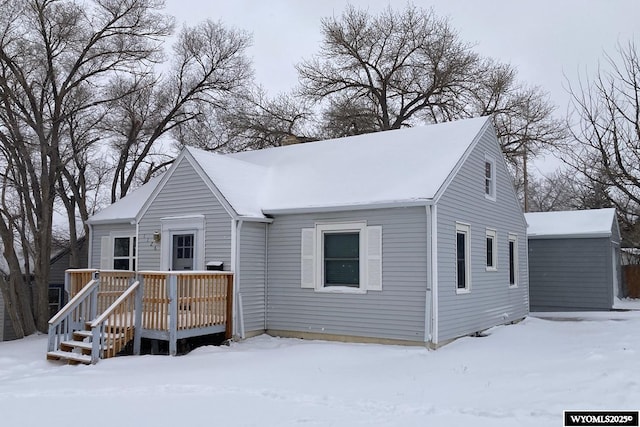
0,237,88,341
525,208,622,311
75,115,528,352
48,236,89,317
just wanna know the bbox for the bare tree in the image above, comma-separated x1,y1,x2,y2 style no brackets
464,60,566,210
297,5,480,132
0,0,173,334
565,41,640,243
297,5,565,210
105,19,252,202
219,88,314,150
526,171,582,212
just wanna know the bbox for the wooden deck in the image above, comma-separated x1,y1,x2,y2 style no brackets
47,270,234,364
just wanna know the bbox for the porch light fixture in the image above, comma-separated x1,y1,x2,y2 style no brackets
153,231,161,243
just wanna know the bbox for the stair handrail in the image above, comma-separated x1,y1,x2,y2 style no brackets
47,277,100,353
90,280,140,328
89,280,140,364
48,279,98,326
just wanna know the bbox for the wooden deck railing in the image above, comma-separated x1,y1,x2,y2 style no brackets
176,273,232,331
138,271,234,339
68,269,135,313
62,269,235,359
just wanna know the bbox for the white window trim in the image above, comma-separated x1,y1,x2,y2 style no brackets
508,233,518,288
484,154,496,201
160,215,205,271
485,228,497,271
110,233,136,271
455,222,471,294
315,222,367,294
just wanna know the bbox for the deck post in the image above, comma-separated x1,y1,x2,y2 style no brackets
168,274,178,356
91,324,101,364
225,275,234,340
89,271,100,322
64,270,70,301
133,275,144,355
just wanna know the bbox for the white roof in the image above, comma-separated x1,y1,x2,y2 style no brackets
198,116,489,216
525,208,617,239
87,175,163,224
89,116,491,221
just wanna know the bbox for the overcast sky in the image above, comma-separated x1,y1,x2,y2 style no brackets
163,0,638,172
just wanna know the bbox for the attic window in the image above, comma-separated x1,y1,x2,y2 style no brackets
485,155,496,200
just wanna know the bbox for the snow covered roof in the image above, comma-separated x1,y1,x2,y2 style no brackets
190,116,490,216
88,116,492,221
87,175,163,224
525,208,617,239
184,148,270,218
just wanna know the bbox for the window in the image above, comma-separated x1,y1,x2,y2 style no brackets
300,223,382,293
485,155,496,200
508,233,518,287
48,286,63,319
113,236,136,271
174,234,194,259
486,228,497,271
324,232,360,287
456,223,471,293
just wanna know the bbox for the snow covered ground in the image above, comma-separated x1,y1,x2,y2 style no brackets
1,313,639,427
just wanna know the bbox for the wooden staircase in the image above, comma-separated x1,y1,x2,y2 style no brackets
47,322,134,365
47,272,141,365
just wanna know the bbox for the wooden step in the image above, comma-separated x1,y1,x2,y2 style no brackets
46,350,92,365
60,340,92,351
73,330,92,339
73,330,126,340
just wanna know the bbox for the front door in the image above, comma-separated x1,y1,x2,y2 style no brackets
172,233,195,270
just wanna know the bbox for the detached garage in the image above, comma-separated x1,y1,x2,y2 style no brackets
526,208,622,311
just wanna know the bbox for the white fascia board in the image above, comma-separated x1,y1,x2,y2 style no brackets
262,199,432,216
432,118,491,204
612,216,622,244
237,216,273,223
86,218,138,225
527,232,612,240
86,217,137,225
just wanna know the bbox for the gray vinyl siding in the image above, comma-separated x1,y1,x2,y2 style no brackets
0,292,4,340
138,157,232,271
238,222,267,333
90,223,136,269
529,238,614,311
50,239,88,285
266,207,427,342
436,127,529,343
